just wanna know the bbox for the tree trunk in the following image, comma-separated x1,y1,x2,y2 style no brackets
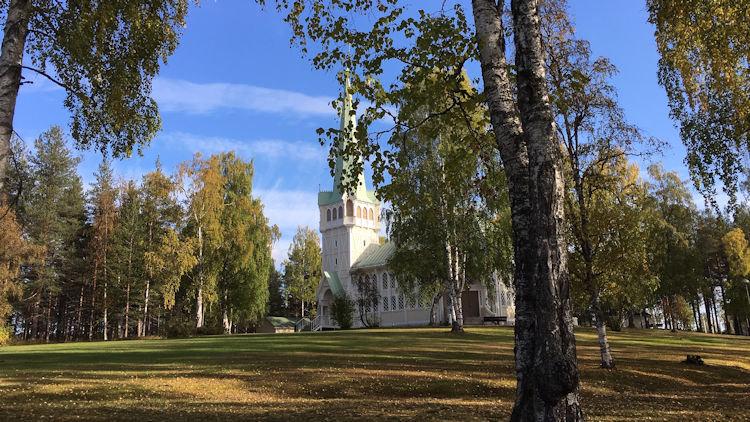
30,289,40,339
691,300,700,332
429,292,442,326
124,282,130,338
720,284,731,334
196,225,204,328
222,283,230,334
703,293,713,334
89,266,98,341
711,294,720,333
44,293,52,343
143,278,150,336
592,292,615,368
472,1,583,420
76,284,85,338
103,277,108,341
0,0,31,195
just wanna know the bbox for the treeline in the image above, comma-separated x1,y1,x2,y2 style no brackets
0,126,279,343
568,161,750,339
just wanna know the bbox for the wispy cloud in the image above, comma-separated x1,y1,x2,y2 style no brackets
158,131,325,162
153,78,335,116
255,187,319,265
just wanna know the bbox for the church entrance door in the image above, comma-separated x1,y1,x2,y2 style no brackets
462,291,480,318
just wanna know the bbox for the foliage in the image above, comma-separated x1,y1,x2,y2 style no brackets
648,0,750,203
382,70,510,332
7,0,193,157
330,292,354,330
283,226,321,318
352,273,380,328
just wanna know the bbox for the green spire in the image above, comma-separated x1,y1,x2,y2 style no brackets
332,71,367,199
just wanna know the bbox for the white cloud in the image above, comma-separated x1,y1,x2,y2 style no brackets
255,187,319,266
152,78,335,116
158,131,325,162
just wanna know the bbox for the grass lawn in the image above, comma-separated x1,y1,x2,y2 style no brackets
0,327,748,421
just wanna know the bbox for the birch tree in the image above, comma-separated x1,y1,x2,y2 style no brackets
179,153,223,329
0,0,193,195
648,0,750,203
283,226,321,318
141,161,182,336
267,0,584,417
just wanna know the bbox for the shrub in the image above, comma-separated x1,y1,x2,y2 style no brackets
331,292,355,330
163,317,194,338
0,325,13,346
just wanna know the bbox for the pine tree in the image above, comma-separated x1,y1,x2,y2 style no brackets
25,126,85,341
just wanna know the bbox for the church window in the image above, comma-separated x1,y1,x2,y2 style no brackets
335,258,337,266
369,208,374,220
339,206,343,218
335,240,338,247
398,295,405,310
383,297,389,311
501,293,506,306
332,207,337,219
382,273,388,290
357,206,361,218
326,209,331,221
390,275,395,289
347,199,354,216
391,296,396,310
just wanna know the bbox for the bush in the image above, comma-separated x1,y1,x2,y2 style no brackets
163,318,194,338
331,292,355,330
0,325,13,346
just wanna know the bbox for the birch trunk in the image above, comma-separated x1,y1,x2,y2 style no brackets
222,283,230,334
196,225,204,328
592,292,615,368
143,279,150,336
720,284,731,334
0,0,31,194
472,1,582,420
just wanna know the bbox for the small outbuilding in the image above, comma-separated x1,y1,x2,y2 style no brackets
258,316,309,333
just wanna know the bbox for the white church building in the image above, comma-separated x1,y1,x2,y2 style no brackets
311,80,515,331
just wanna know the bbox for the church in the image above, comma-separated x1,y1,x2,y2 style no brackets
311,80,515,331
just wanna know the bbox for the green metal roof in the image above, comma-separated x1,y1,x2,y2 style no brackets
317,73,380,207
265,316,306,329
323,271,345,296
351,241,395,270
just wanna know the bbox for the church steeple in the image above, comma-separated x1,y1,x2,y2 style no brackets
332,71,367,199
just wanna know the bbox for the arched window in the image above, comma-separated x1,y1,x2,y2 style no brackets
382,273,388,290
357,206,361,218
332,207,337,219
369,208,374,220
338,206,343,219
390,274,395,289
326,209,331,221
347,200,354,216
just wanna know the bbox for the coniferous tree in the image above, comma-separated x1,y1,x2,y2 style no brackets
25,126,85,341
87,159,118,340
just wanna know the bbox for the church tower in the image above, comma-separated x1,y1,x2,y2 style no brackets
317,74,381,296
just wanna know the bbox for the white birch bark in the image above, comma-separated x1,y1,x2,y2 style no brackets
0,0,31,195
472,1,583,420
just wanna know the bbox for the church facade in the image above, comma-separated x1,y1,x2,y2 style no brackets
311,80,515,331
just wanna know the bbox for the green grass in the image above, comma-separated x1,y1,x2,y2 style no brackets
0,327,748,421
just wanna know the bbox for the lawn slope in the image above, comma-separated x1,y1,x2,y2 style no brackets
0,327,748,421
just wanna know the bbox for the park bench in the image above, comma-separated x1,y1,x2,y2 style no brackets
483,316,507,325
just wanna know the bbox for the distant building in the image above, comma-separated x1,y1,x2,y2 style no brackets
258,316,309,334
312,77,515,331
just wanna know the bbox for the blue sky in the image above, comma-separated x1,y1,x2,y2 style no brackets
14,1,689,265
